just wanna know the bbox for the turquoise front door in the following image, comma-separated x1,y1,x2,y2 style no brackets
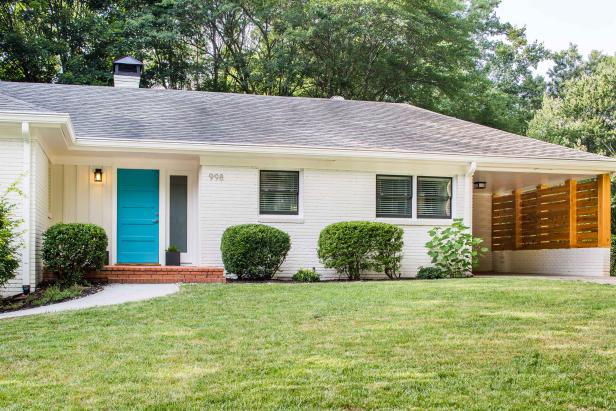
117,169,160,264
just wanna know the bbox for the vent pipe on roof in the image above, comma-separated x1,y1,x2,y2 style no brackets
113,56,143,88
330,96,345,101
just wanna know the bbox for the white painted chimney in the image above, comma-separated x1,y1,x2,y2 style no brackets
113,56,143,88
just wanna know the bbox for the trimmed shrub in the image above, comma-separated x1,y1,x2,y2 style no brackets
425,218,487,278
292,268,320,282
42,223,108,286
416,266,448,280
318,221,404,280
371,223,404,279
221,224,290,280
0,181,23,289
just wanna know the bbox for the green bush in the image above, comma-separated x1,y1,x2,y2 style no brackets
416,266,448,280
221,224,290,280
292,268,320,282
0,181,23,289
611,236,616,277
371,223,404,279
425,218,487,278
317,221,404,280
42,223,108,286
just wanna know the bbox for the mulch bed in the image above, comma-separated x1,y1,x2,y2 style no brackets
0,283,104,313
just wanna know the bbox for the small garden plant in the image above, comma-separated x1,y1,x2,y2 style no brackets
318,221,403,280
0,181,23,289
221,224,290,280
292,268,320,282
42,223,108,286
425,218,487,278
416,266,448,279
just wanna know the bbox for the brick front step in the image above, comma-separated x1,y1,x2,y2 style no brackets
45,265,226,284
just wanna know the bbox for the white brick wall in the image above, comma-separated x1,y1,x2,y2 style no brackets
31,142,49,286
199,165,466,279
493,248,610,276
0,135,25,296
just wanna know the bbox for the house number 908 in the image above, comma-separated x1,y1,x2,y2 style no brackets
209,173,224,181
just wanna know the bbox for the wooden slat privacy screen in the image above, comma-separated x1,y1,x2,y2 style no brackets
492,174,611,251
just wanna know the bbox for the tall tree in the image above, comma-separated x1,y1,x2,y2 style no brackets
528,56,616,156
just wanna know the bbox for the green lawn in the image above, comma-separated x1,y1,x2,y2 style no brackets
1,279,615,410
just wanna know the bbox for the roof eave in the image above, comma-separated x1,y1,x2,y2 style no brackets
71,137,616,174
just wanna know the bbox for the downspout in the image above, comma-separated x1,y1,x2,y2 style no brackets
464,161,477,226
21,122,32,293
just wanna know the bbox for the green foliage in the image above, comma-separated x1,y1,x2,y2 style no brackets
0,181,23,289
292,268,320,282
0,0,553,134
220,224,290,280
611,236,616,277
416,266,448,280
529,57,616,156
166,245,179,253
27,284,84,307
425,218,487,278
318,221,404,280
42,223,108,286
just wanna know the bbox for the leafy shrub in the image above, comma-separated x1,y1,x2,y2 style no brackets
425,218,487,278
416,266,448,280
371,223,404,279
166,245,179,253
611,236,616,277
221,224,290,280
42,223,108,286
292,268,320,282
318,221,404,280
0,182,23,289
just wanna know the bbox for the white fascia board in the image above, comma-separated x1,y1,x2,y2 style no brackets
75,138,616,173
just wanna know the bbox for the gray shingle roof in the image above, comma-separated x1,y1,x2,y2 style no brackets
0,81,610,162
0,91,44,112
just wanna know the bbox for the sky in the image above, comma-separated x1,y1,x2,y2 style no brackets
496,0,616,74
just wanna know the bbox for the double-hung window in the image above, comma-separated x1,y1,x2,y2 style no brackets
417,177,452,218
260,171,299,215
376,175,413,218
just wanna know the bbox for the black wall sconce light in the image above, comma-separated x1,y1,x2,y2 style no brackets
474,181,487,189
93,168,103,183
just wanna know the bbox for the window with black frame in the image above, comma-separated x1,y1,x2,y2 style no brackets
417,177,452,218
259,170,299,215
376,175,413,218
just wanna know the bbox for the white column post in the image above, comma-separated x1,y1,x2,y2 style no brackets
21,122,32,289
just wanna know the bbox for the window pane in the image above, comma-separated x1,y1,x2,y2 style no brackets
169,175,188,252
417,177,452,218
260,171,299,214
376,175,412,217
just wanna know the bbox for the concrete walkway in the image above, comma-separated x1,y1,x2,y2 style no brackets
0,283,180,320
477,274,616,285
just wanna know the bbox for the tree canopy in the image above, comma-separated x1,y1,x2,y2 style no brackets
528,56,616,156
0,0,554,134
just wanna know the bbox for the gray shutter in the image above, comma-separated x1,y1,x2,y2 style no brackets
417,177,452,218
260,171,299,214
376,175,412,217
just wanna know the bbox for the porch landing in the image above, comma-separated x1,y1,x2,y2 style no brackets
86,265,226,284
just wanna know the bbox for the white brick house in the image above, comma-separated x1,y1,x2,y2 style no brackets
1,58,615,296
